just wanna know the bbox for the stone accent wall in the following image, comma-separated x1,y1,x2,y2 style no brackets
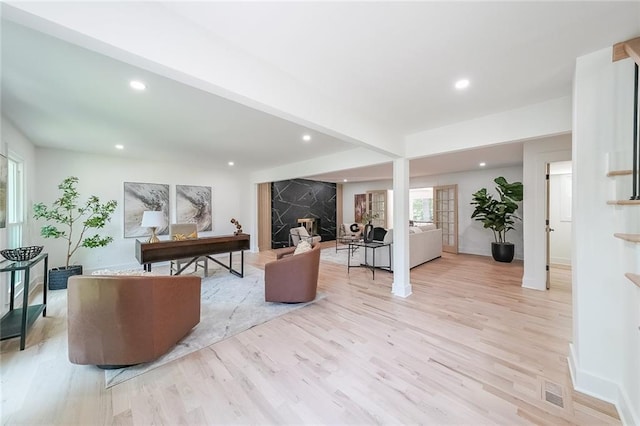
271,179,336,248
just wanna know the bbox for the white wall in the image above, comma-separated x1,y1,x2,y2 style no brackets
32,148,251,272
1,116,38,316
342,165,524,259
571,47,638,425
549,161,572,266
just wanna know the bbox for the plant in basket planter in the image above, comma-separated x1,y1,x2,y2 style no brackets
33,176,117,290
470,176,523,263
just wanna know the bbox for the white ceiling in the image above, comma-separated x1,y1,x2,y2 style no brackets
0,19,356,170
2,2,639,179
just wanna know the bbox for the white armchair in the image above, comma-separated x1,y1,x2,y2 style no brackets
289,226,322,247
336,223,363,252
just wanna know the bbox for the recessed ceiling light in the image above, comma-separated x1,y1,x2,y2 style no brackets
129,80,146,91
302,134,311,142
479,162,486,167
343,179,348,182
455,79,470,90
115,144,124,150
228,161,235,166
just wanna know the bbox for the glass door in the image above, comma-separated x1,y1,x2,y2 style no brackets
366,190,387,228
434,184,458,254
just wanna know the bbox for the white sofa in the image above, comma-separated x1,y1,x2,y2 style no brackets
358,224,443,270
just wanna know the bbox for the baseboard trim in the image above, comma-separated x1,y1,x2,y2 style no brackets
568,343,638,425
392,281,412,298
521,275,545,291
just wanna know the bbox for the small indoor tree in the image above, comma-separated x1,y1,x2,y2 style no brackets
33,176,117,288
470,176,523,262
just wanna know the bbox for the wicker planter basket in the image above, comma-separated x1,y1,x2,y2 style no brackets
49,265,83,290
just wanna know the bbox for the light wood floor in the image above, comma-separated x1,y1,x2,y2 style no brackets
1,245,619,425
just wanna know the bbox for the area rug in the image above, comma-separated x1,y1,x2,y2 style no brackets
320,246,359,266
105,264,323,388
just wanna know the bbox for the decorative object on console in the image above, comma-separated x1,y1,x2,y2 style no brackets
361,211,379,243
230,218,243,235
123,182,169,238
176,185,212,231
141,211,164,243
1,245,43,261
33,176,117,290
169,223,207,275
470,176,524,263
172,232,197,241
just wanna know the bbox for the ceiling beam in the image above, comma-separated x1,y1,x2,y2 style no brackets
612,36,640,64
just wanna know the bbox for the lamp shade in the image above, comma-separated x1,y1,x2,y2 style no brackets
141,211,164,228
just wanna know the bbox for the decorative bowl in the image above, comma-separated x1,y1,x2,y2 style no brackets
0,246,44,262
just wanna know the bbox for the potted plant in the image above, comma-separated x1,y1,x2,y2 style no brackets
33,176,118,289
470,176,524,263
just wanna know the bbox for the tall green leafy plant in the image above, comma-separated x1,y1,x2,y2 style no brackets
33,176,118,268
470,176,524,244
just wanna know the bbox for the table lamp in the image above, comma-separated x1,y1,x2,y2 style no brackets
141,211,164,243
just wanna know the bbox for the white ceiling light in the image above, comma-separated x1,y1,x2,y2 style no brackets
454,79,470,90
343,178,348,182
479,162,486,167
129,80,146,91
302,134,311,142
114,144,124,150
228,161,235,166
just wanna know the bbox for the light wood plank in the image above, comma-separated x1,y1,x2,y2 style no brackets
0,246,620,424
607,199,640,205
614,233,640,243
613,36,640,64
607,169,633,177
625,272,640,288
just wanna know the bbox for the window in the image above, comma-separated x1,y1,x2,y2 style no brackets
7,155,25,297
409,187,433,223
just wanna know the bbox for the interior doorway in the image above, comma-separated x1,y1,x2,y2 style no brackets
546,161,573,290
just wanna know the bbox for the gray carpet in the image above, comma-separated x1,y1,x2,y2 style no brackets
105,264,323,388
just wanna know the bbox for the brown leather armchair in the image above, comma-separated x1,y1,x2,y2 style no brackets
264,244,320,303
67,274,201,368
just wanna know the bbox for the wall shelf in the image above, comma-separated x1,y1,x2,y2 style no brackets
607,170,633,177
607,200,640,205
614,233,640,243
624,273,640,288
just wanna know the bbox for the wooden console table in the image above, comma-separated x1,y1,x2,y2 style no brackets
135,234,250,277
0,253,48,350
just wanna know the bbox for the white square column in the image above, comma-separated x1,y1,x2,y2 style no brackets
392,158,412,298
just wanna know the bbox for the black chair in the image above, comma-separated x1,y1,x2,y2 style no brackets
372,227,387,242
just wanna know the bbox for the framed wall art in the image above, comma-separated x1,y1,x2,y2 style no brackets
354,193,366,224
176,185,212,232
123,182,170,238
0,154,6,229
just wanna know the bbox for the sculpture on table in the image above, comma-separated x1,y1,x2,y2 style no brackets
230,218,243,235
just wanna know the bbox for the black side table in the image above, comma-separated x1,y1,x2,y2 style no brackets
347,241,392,279
0,253,48,350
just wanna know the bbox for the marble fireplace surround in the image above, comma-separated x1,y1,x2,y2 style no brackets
271,178,337,248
